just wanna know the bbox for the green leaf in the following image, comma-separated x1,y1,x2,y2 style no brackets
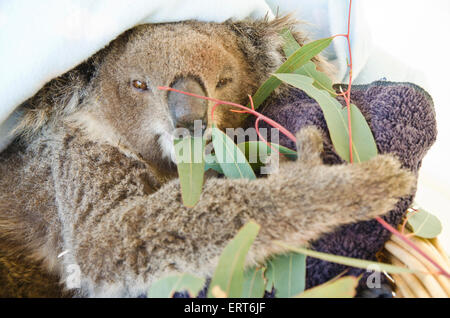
280,28,301,57
280,29,336,96
211,125,256,180
274,73,378,163
346,103,379,162
407,207,442,239
204,154,224,174
295,276,359,298
274,242,415,274
264,253,306,298
251,37,333,109
295,62,337,97
236,141,297,170
241,267,266,298
174,136,205,207
208,221,260,298
148,273,205,298
278,37,333,75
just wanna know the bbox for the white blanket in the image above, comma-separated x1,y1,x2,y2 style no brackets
0,0,372,152
0,0,274,151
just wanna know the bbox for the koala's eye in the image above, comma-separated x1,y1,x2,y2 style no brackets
216,78,233,89
132,80,148,91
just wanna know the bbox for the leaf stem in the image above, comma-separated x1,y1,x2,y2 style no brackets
158,86,297,143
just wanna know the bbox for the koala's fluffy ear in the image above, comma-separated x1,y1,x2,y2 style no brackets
226,15,333,82
226,15,308,82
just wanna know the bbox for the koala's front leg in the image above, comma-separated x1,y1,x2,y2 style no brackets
67,127,415,297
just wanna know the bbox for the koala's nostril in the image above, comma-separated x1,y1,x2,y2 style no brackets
168,76,208,133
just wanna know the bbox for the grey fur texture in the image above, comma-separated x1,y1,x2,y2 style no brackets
0,18,414,297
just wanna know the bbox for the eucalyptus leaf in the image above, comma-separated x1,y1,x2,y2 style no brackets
251,37,333,109
346,103,379,162
264,253,306,298
241,267,266,298
274,73,378,162
278,37,333,74
280,28,301,57
296,276,359,298
280,29,336,96
208,221,260,298
211,125,256,180
204,154,224,174
174,136,205,207
407,207,442,239
274,242,415,274
294,62,337,97
148,273,205,298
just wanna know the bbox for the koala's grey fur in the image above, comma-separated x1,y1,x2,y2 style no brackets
0,17,415,297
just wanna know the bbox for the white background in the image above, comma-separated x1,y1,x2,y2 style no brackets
363,0,450,250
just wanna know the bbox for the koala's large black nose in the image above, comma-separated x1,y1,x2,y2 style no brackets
168,76,207,133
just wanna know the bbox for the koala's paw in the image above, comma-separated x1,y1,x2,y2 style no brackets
359,154,417,199
343,154,417,221
295,126,325,167
283,126,415,221
294,126,416,201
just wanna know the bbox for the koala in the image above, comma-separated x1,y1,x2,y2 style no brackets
0,17,416,297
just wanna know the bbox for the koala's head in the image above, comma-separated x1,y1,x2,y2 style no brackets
24,17,309,173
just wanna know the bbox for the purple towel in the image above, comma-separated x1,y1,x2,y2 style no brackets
247,80,437,289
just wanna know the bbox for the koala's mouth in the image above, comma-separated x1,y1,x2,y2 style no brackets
158,131,176,163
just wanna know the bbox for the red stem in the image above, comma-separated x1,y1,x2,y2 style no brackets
333,0,354,163
400,208,419,236
337,0,448,279
158,86,297,143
